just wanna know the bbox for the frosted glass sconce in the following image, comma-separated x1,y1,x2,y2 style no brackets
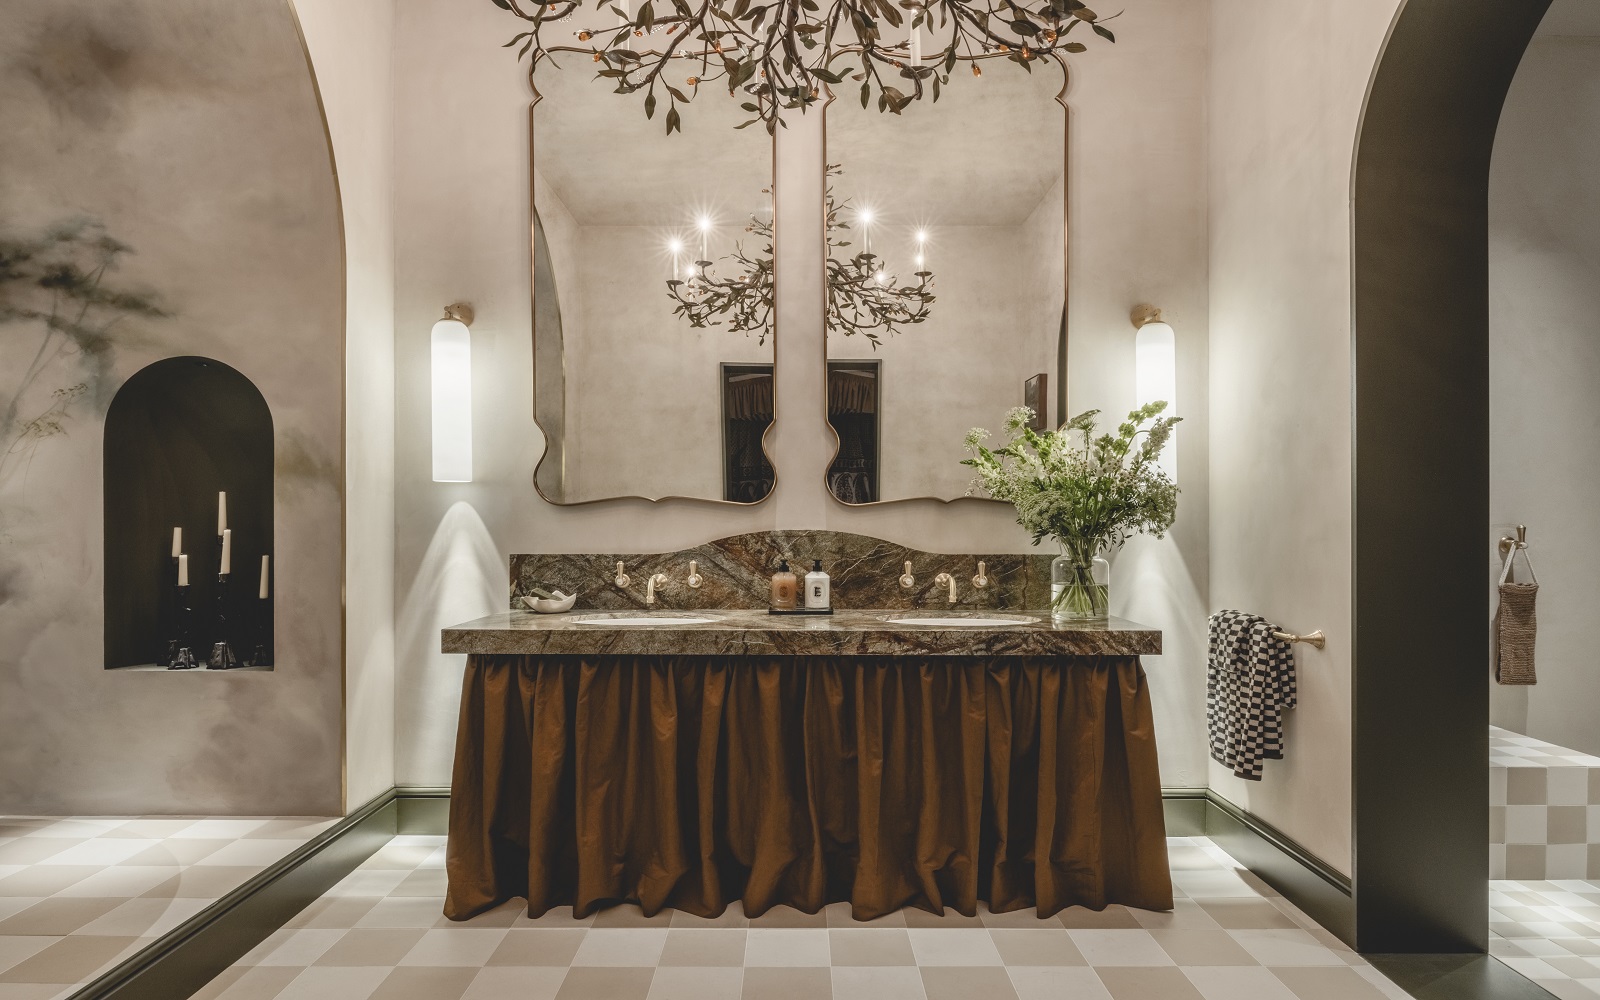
1131,304,1177,480
431,303,474,483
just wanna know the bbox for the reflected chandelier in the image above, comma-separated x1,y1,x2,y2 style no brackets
490,0,1113,133
666,166,934,346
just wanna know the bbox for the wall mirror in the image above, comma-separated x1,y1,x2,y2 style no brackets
530,58,776,505
823,56,1068,504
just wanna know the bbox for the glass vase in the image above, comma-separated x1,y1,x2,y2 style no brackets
1051,539,1110,624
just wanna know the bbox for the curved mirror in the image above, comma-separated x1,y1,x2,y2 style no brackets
531,59,775,504
823,57,1067,504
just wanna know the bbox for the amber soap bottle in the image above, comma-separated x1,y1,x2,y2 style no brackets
771,560,799,610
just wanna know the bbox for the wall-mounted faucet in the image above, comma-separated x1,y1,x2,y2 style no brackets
646,573,669,605
934,572,957,604
686,560,704,589
972,561,989,590
614,561,631,589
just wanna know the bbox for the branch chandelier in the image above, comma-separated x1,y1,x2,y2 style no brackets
491,0,1113,133
665,167,935,346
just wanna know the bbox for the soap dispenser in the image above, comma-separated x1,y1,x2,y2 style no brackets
805,559,831,610
771,560,799,611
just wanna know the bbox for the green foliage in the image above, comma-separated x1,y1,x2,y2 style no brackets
491,0,1115,133
963,401,1180,552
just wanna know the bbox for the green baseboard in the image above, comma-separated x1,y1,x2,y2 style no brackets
1160,788,1356,948
395,786,450,834
1198,791,1354,946
1161,788,1208,837
70,790,404,1000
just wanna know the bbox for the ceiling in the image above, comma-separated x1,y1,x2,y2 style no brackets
533,51,1067,230
534,56,772,228
826,56,1067,228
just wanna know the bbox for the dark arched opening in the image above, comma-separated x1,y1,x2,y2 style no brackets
1351,0,1553,966
103,356,274,669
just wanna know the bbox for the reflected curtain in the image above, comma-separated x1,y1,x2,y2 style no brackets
722,373,773,502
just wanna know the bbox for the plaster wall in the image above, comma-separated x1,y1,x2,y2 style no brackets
294,0,399,810
0,0,346,815
1488,36,1600,757
1206,0,1402,876
391,0,1211,790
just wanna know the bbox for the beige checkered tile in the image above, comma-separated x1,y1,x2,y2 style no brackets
163,834,1420,1000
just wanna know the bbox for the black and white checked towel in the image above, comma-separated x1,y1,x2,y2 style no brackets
1206,610,1298,781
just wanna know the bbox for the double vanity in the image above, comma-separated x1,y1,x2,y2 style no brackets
440,532,1172,924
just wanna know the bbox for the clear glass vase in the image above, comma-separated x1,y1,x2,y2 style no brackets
1051,539,1110,624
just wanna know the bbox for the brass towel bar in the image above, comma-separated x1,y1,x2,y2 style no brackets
1272,629,1326,650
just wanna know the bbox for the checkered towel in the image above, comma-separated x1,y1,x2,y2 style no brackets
1207,610,1298,781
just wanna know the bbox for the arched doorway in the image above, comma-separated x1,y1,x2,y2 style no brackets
1352,0,1553,964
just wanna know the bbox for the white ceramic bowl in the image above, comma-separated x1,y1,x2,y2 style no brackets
521,592,577,614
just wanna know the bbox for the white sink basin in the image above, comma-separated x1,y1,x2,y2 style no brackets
879,614,1038,628
570,613,722,626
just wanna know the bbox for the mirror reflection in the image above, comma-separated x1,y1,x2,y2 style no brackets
824,57,1067,504
531,59,775,504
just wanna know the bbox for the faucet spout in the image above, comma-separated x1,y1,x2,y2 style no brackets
646,573,669,605
934,573,957,604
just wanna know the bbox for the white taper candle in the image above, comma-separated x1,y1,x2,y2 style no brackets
171,526,182,559
178,553,189,588
259,555,270,600
220,529,232,576
217,492,227,535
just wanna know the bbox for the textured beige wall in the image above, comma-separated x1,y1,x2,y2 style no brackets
0,0,345,815
1206,0,1403,876
1488,35,1600,757
294,0,398,811
390,0,1213,791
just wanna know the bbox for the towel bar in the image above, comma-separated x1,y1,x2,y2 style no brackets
1272,629,1326,650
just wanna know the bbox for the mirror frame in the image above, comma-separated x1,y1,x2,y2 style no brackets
819,53,1072,507
526,60,780,506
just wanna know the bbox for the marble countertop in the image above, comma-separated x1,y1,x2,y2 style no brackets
441,609,1162,658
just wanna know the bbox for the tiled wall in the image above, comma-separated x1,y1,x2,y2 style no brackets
1491,726,1600,879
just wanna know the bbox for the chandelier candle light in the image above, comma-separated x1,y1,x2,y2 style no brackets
665,168,934,346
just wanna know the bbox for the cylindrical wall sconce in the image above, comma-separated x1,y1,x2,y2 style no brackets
431,302,474,483
1131,304,1177,480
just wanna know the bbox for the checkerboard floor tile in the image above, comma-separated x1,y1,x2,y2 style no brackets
1491,728,1600,770
0,815,335,999
188,837,1416,1000
1490,878,1600,998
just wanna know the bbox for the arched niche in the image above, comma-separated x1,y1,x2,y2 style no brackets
103,356,274,669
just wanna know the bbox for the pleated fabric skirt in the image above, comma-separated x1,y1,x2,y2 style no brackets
444,655,1172,921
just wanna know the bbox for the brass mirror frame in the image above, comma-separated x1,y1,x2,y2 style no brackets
526,56,779,507
819,52,1072,507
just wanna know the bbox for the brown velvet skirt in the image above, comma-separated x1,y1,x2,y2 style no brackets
444,655,1172,921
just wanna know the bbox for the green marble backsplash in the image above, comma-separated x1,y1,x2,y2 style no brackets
510,531,1054,612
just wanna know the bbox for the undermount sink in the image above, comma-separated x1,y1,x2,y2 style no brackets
569,612,723,626
878,613,1039,627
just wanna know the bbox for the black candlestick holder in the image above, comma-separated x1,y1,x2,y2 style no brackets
169,585,198,670
208,573,242,669
245,595,270,667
